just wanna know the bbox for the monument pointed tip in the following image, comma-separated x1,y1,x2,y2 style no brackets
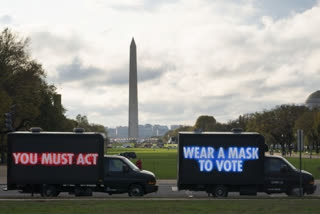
131,37,136,46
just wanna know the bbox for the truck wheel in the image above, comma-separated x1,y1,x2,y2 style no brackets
286,187,303,197
213,185,228,197
41,185,58,197
128,184,144,197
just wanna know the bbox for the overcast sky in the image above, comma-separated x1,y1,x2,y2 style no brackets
1,0,320,127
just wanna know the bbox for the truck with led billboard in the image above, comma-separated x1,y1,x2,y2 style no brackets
6,130,158,197
178,131,316,197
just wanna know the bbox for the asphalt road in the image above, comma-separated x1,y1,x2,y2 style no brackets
1,165,320,199
0,180,319,199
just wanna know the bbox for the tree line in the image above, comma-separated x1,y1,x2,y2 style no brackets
0,28,107,162
164,105,320,154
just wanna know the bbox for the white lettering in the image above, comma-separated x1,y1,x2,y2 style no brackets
41,153,52,165
204,160,213,171
224,160,232,172
246,147,252,159
61,153,68,165
183,147,194,159
207,147,214,159
252,148,259,159
20,153,29,165
76,154,85,165
194,147,200,159
200,147,207,159
216,160,224,172
228,147,238,159
91,154,98,165
13,153,21,164
198,160,205,171
67,153,74,164
29,153,38,165
84,154,92,165
218,147,225,159
238,160,243,172
239,148,245,159
53,153,61,165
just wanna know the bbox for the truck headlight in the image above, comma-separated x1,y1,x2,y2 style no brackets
148,181,156,185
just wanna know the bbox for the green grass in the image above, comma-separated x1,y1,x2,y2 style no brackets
0,200,320,214
108,148,320,179
108,148,177,179
286,158,320,179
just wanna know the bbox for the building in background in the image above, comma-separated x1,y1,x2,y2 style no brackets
306,90,320,109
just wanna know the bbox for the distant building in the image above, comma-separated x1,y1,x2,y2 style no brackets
108,124,170,141
107,128,117,138
153,125,169,136
306,90,320,109
116,126,128,139
139,124,153,139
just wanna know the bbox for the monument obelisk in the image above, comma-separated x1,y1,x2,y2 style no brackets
128,38,139,140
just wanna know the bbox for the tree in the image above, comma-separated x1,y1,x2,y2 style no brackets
313,110,320,153
194,115,216,131
294,110,318,151
246,105,308,154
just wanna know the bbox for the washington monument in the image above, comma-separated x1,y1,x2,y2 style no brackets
128,38,139,140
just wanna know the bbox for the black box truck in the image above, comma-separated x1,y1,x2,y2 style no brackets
178,131,316,197
6,129,158,197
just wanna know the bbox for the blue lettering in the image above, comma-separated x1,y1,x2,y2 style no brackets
184,146,259,173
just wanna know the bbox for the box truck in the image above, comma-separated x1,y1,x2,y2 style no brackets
6,129,158,197
178,131,316,197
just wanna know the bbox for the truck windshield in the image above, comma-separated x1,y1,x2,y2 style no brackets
123,158,140,171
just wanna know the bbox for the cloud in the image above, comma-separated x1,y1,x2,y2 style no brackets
56,57,104,83
30,31,84,54
4,0,320,127
0,15,13,24
95,0,179,11
54,56,173,89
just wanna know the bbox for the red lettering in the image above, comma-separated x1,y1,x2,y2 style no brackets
20,153,29,164
76,154,85,165
53,153,61,165
91,153,98,165
29,153,38,165
41,153,52,165
12,152,98,166
13,153,21,164
67,153,74,165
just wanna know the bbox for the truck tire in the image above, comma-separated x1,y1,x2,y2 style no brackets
213,185,228,197
128,184,144,197
286,187,303,197
41,185,59,197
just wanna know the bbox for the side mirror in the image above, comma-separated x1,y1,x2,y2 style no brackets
280,165,288,173
123,165,129,173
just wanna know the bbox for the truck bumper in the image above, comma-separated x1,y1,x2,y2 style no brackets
305,184,317,194
145,184,158,194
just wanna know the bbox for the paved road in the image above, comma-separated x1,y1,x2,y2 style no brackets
0,180,319,199
1,166,319,199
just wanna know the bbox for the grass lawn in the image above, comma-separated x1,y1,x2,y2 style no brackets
108,148,320,179
0,199,320,214
286,158,320,179
108,148,177,179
